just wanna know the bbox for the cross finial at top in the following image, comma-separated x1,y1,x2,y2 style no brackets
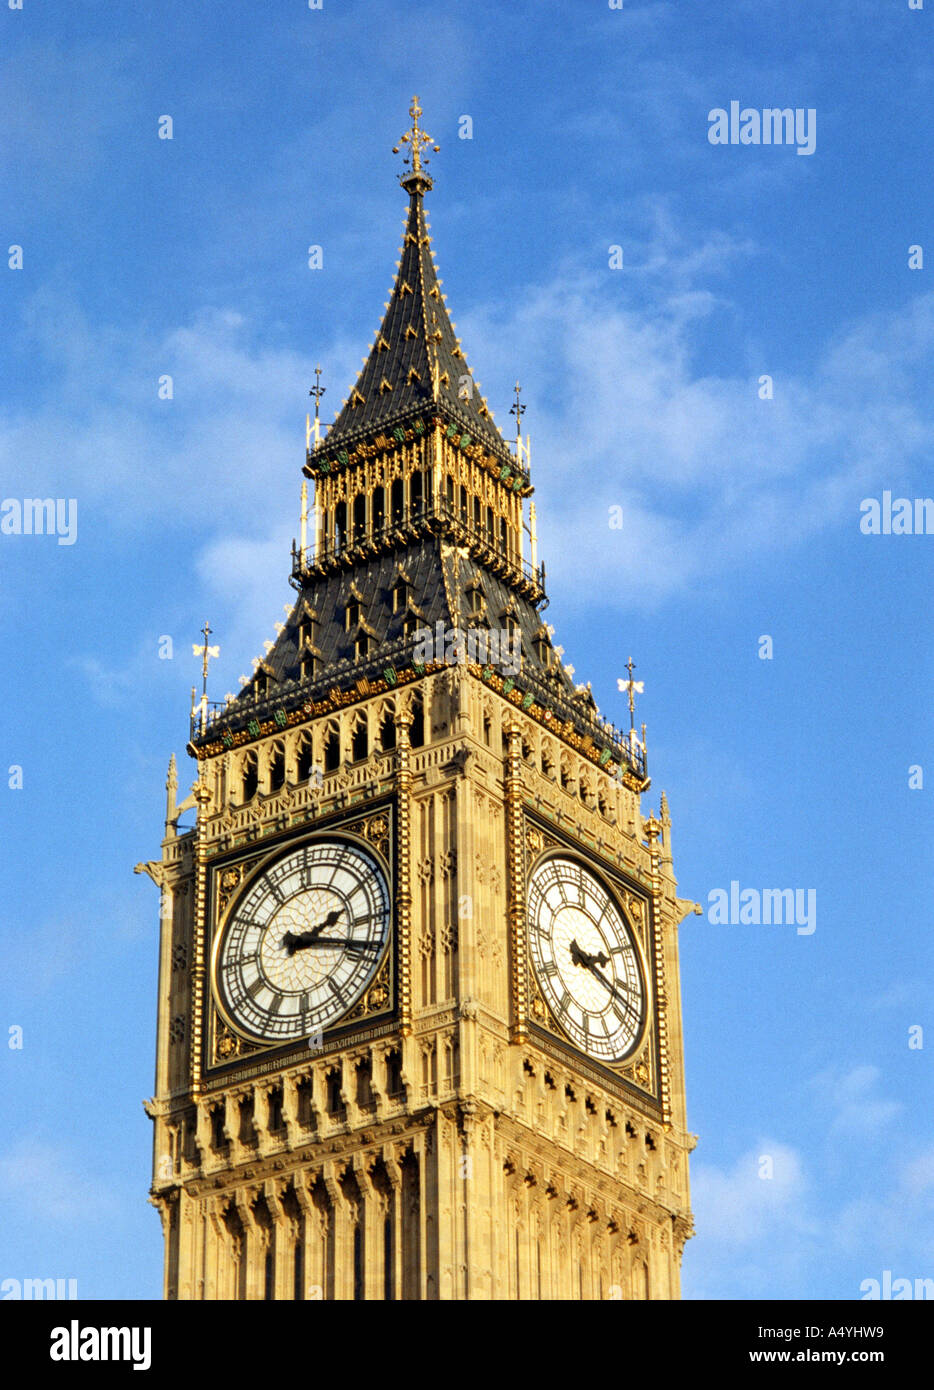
193,621,220,696
308,365,326,449
510,381,526,446
617,656,645,733
393,96,440,193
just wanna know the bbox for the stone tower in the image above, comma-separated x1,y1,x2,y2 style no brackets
138,98,695,1301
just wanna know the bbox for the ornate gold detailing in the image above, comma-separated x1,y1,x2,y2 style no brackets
343,811,391,862
395,711,413,1035
363,813,388,844
217,866,242,915
504,723,529,1044
343,956,392,1024
392,96,440,193
644,816,671,1125
211,1009,261,1066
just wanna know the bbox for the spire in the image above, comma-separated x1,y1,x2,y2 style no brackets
321,97,511,459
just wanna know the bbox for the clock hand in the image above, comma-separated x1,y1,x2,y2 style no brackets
282,909,344,955
569,939,634,1006
295,937,381,952
569,939,610,971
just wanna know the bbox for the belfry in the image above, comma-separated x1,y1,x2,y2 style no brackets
138,98,695,1300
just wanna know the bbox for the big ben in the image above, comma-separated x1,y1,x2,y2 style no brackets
137,98,696,1301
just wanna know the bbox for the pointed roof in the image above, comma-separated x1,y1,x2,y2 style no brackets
323,99,510,458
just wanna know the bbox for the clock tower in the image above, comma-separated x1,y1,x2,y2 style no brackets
138,98,696,1300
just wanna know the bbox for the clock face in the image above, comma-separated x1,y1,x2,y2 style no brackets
214,839,391,1044
527,855,646,1063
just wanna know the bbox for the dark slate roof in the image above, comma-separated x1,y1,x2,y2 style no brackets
211,536,581,732
323,190,510,457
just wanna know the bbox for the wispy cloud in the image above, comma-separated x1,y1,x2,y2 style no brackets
0,1138,117,1226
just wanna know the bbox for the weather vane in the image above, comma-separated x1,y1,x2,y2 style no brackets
191,621,220,734
617,657,644,735
510,381,526,449
307,365,326,450
392,96,440,190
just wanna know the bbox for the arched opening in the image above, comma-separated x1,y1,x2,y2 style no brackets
269,742,285,792
324,728,340,772
459,484,468,525
410,469,423,515
391,477,404,525
379,710,396,751
410,695,425,748
293,1240,304,1302
296,736,314,783
372,485,385,533
351,720,368,762
334,501,347,549
352,493,366,542
241,752,258,803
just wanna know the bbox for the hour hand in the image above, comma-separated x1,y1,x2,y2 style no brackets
569,939,610,971
282,909,342,955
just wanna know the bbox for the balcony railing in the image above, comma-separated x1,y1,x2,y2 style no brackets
290,502,546,604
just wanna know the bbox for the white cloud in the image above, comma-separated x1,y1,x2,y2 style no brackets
810,1064,903,1136
457,280,934,606
686,1140,818,1297
691,1140,812,1248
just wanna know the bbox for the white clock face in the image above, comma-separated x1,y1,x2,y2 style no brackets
214,839,390,1044
527,855,646,1063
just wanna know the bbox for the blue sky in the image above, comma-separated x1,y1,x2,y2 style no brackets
1,0,932,1300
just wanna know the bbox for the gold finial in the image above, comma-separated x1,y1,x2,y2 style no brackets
393,95,440,193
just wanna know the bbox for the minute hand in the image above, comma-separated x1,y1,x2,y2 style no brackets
295,937,381,952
